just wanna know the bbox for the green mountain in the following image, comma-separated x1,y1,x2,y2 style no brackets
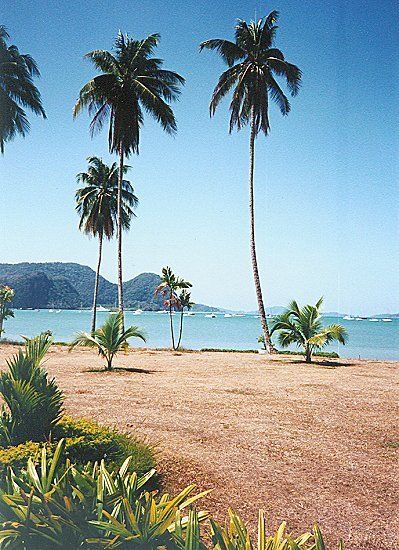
0,263,218,311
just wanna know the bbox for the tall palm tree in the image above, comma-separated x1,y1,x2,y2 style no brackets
75,156,138,333
200,12,301,353
73,32,184,326
271,298,347,363
0,26,46,153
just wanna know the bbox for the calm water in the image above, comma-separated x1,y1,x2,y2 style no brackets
3,310,399,360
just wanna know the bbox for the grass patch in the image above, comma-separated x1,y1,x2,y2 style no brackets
385,441,399,449
201,348,339,358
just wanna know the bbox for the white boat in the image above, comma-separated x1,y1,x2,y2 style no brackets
96,305,109,312
205,313,216,318
49,309,54,313
369,318,380,322
56,309,61,313
382,318,393,322
133,309,143,315
224,313,233,318
343,315,355,320
184,312,195,317
158,310,168,314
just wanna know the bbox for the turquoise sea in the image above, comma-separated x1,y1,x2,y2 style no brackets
3,310,399,360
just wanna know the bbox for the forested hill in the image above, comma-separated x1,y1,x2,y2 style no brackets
0,263,219,311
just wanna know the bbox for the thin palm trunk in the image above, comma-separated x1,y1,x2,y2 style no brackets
177,308,184,349
305,343,312,363
249,107,275,354
117,144,124,330
169,291,176,350
91,233,103,334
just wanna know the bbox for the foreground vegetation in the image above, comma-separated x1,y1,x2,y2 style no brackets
0,332,154,476
0,439,343,548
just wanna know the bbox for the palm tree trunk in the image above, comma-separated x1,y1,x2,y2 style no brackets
91,233,103,334
305,344,312,363
177,308,184,349
169,291,176,350
248,107,275,354
117,144,125,330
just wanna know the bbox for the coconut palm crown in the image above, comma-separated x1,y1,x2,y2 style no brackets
200,11,301,135
75,156,138,239
270,298,347,363
73,31,185,155
0,26,46,153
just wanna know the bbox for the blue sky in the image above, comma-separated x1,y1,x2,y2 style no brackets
1,0,398,314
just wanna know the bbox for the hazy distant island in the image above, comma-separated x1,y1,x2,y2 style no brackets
0,263,398,317
0,262,220,311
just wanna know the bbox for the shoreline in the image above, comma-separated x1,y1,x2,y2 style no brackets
1,340,398,363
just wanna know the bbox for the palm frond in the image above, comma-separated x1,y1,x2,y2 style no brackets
199,39,245,66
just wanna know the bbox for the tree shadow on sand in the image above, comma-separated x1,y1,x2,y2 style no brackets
290,359,351,369
84,367,157,374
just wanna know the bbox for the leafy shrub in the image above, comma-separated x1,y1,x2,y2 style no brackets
0,415,154,477
0,440,42,475
0,332,63,445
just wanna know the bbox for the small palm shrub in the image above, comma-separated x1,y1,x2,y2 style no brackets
0,332,63,445
0,440,343,548
70,312,146,370
271,298,347,363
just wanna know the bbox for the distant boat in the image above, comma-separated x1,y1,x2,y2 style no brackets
49,309,54,313
133,309,143,315
343,315,355,320
355,317,367,321
205,313,216,318
184,312,195,317
96,305,109,312
224,313,233,318
158,310,168,314
369,318,380,322
382,318,393,322
56,309,61,313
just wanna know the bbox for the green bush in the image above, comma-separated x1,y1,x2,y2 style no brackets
0,415,154,477
55,416,155,474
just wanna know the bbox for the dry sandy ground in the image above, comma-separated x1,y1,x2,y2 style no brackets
0,345,398,549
